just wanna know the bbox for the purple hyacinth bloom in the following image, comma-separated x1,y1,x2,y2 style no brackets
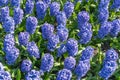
64,56,76,70
41,23,54,40
43,0,51,5
77,11,90,25
98,8,109,24
99,0,110,9
3,34,15,47
56,69,72,80
57,44,67,57
99,61,117,80
11,0,20,7
25,70,40,80
98,22,112,39
18,32,30,46
78,22,92,31
50,2,60,16
0,0,8,6
25,1,34,14
2,16,15,33
111,0,120,11
104,49,118,61
13,8,24,25
0,63,4,71
27,41,40,58
56,11,67,26
5,47,20,65
110,19,120,37
0,71,12,80
66,38,78,56
80,46,94,61
47,34,60,52
64,1,74,18
26,16,38,34
0,6,9,22
40,53,54,72
74,60,90,80
36,1,47,19
78,29,92,44
57,24,69,42
21,59,32,72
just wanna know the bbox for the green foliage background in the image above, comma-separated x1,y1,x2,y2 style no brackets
0,0,120,80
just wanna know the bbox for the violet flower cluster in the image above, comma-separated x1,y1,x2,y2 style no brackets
111,0,120,11
99,49,118,80
77,11,92,44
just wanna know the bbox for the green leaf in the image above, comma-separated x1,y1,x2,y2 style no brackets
16,69,21,80
75,2,81,11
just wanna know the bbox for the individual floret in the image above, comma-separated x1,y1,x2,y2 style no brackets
0,71,12,80
0,0,8,6
0,63,4,71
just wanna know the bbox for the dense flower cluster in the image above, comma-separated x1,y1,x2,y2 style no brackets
26,16,38,34
56,69,72,80
66,38,78,56
41,23,54,40
27,41,40,58
40,53,54,72
36,1,47,19
57,44,67,57
99,49,118,79
25,1,34,14
18,32,30,46
64,56,76,70
0,0,8,6
50,2,60,16
11,0,21,7
111,0,120,11
63,1,74,18
13,7,24,25
21,59,32,72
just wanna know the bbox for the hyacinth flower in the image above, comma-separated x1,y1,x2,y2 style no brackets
57,44,67,57
78,28,92,44
40,53,54,73
26,16,38,34
18,32,30,46
2,16,15,33
64,1,74,18
111,0,120,11
64,56,76,70
66,38,78,56
36,1,47,19
56,11,67,26
74,60,90,80
21,59,32,72
104,49,118,62
98,8,109,24
80,46,94,61
98,22,112,39
77,11,90,26
27,41,40,58
99,61,117,80
0,62,4,71
50,2,60,16
57,24,69,42
0,0,8,6
41,23,54,40
25,1,34,14
56,69,72,80
98,0,110,8
10,0,21,7
0,71,12,80
110,19,120,37
13,8,24,25
25,70,41,80
43,0,51,5
5,47,20,65
47,34,60,52
0,6,9,22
